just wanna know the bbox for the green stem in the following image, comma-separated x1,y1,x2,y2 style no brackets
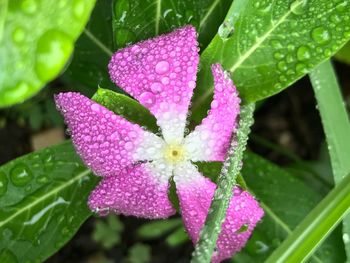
265,173,350,263
191,103,255,263
309,60,350,259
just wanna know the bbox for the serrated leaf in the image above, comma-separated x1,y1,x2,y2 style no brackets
0,0,96,107
0,141,98,263
192,0,350,119
63,0,231,92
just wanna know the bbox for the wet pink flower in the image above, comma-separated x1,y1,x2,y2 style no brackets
55,26,263,262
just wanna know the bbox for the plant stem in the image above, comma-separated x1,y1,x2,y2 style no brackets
191,103,255,263
265,173,350,263
309,60,350,260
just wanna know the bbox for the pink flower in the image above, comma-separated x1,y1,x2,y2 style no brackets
55,26,263,262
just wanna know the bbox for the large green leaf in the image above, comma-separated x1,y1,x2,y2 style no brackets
0,0,96,107
63,0,231,92
235,152,346,262
192,0,350,118
63,0,115,91
0,141,97,263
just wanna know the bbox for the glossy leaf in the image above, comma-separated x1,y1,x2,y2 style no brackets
0,0,96,107
309,60,350,260
335,40,350,64
236,152,346,262
112,0,231,49
0,141,98,263
63,0,231,92
62,0,115,91
192,0,350,119
265,173,350,263
92,87,158,132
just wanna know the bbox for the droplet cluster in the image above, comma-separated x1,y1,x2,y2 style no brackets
184,64,240,162
88,163,176,218
55,92,146,177
176,172,264,263
108,26,199,122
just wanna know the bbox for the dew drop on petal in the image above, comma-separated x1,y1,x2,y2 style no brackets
155,60,170,74
139,92,156,107
150,82,163,93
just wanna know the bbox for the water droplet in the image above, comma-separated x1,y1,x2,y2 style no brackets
12,27,25,43
150,82,163,93
21,0,37,14
296,63,307,73
311,26,331,44
290,0,307,15
114,0,130,20
0,172,8,196
218,19,234,40
296,45,311,61
72,0,85,19
277,61,287,71
324,48,331,56
274,52,284,60
115,28,136,48
270,39,282,49
35,29,73,82
36,175,49,184
10,164,33,187
155,61,170,74
139,92,156,107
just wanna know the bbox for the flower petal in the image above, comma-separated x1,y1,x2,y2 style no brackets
174,162,263,262
108,26,199,143
88,162,175,219
184,64,240,161
55,92,165,176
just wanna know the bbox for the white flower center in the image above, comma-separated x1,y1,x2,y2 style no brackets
163,142,186,164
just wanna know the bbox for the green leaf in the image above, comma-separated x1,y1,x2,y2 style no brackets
265,173,350,263
64,0,231,92
335,40,350,64
192,103,255,263
92,87,158,132
192,0,350,118
237,152,346,262
112,0,231,49
309,60,350,261
63,0,115,91
0,141,98,263
0,0,96,107
165,226,190,247
127,243,151,263
137,218,182,240
92,215,124,249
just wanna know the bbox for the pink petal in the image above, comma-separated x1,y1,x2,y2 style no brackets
55,92,164,177
108,26,199,142
174,163,263,262
184,64,240,161
88,162,176,219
